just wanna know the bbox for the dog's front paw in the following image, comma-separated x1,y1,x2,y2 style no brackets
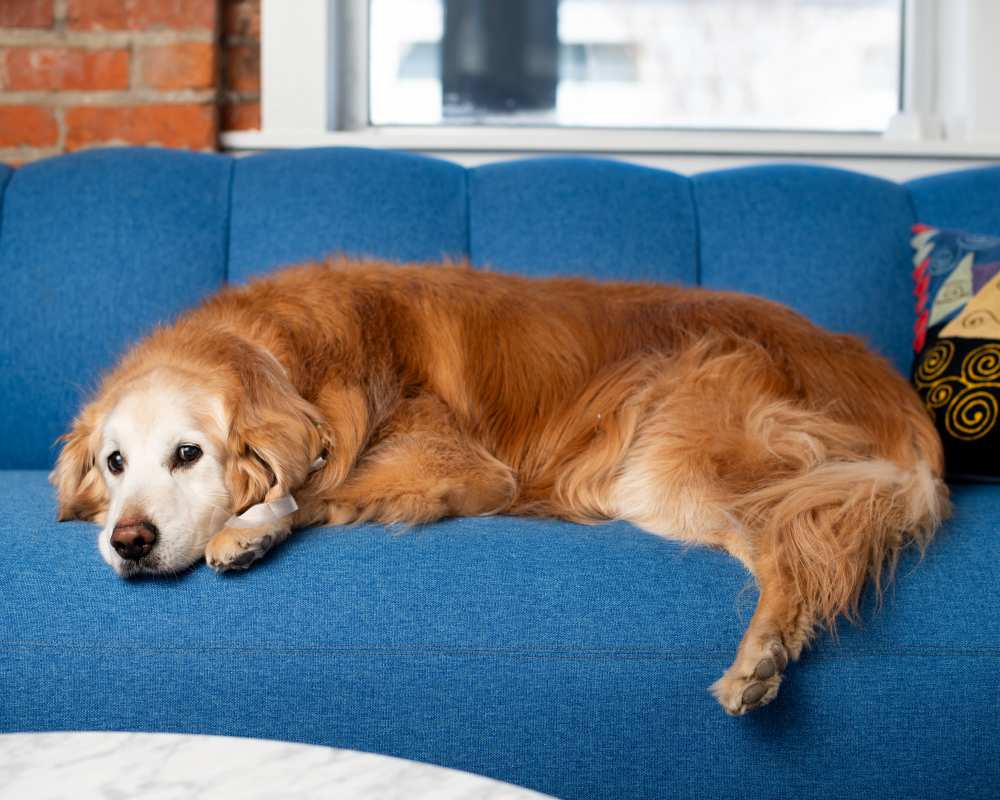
205,527,281,572
710,637,788,715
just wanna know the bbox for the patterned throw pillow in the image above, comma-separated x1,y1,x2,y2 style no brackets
911,224,1000,481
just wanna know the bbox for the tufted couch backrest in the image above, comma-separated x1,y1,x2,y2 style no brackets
2,147,999,468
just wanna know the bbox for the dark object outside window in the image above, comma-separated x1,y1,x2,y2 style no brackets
442,0,559,119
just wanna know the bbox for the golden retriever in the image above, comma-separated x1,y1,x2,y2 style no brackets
51,258,948,714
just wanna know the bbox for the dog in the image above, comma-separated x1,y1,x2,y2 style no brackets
51,257,948,714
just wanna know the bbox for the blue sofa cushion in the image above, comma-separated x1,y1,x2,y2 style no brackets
908,165,1000,236
693,165,916,373
0,149,231,469
228,148,468,282
468,157,698,283
2,469,998,799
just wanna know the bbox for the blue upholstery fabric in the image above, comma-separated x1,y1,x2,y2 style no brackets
228,148,468,282
2,471,998,800
694,165,916,373
0,148,231,468
2,148,1000,799
0,164,12,223
469,157,698,283
908,165,1000,235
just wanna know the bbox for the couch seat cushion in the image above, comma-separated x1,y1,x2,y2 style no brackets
2,470,998,799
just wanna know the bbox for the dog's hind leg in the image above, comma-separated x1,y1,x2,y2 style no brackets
608,345,947,714
619,447,945,714
712,456,947,714
708,562,805,715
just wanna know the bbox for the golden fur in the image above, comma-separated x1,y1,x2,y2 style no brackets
52,258,949,714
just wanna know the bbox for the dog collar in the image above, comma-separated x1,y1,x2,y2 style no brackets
222,455,326,530
225,494,299,529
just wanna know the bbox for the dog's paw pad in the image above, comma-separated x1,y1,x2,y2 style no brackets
753,657,777,680
711,637,788,716
228,550,259,568
713,673,781,716
741,681,771,706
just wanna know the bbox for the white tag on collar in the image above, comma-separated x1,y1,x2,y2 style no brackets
218,455,325,530
225,494,298,529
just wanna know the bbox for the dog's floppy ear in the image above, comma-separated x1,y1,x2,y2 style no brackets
225,348,326,513
50,403,108,522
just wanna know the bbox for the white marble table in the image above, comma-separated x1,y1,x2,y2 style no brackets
0,732,555,800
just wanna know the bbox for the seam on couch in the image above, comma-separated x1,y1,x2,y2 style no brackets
0,166,13,248
688,177,702,286
463,166,472,263
0,641,732,654
222,156,236,285
902,180,921,228
2,642,998,660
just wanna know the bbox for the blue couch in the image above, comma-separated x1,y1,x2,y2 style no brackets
1,148,998,799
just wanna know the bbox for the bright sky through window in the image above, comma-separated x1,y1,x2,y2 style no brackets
370,0,901,132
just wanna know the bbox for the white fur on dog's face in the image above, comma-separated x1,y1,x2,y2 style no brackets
96,371,230,577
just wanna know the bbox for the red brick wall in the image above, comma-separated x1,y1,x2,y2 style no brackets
221,0,259,133
0,0,260,164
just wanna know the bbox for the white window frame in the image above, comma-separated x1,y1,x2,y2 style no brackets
221,0,1000,180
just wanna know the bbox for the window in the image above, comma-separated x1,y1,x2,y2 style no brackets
370,0,902,132
228,0,1000,181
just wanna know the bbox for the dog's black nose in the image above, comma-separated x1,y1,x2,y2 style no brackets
111,518,158,561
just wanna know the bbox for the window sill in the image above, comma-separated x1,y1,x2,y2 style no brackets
222,126,1000,158
219,126,1000,180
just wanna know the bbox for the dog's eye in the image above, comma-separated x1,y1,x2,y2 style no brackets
175,444,202,466
107,451,125,475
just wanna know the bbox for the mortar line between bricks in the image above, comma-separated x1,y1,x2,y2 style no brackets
0,147,62,163
0,30,215,47
53,0,69,34
221,90,260,104
55,105,65,151
0,89,217,105
128,37,141,91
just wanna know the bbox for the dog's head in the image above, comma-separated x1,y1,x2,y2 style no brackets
51,342,325,577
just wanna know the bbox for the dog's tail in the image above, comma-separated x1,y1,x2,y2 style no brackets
734,403,950,629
